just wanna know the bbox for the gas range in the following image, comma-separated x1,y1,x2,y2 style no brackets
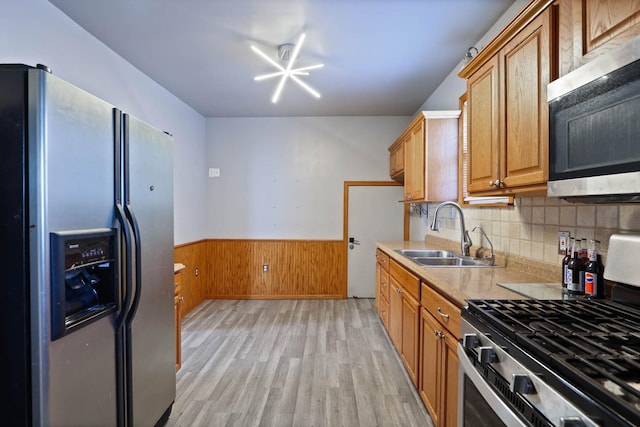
458,235,640,427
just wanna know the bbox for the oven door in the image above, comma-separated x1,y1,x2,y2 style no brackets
457,343,526,427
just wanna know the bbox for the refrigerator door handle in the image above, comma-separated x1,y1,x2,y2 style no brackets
123,202,142,427
124,203,142,325
114,201,133,427
115,203,133,327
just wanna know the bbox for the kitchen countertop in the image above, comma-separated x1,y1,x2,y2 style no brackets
376,239,561,308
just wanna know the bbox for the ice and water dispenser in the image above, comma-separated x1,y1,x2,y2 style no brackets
50,229,118,340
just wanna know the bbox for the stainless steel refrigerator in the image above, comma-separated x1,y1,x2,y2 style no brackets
0,64,176,426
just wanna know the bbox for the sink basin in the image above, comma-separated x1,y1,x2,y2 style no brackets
394,248,502,268
413,257,495,267
394,249,458,258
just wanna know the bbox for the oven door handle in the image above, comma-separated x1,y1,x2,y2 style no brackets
457,343,527,427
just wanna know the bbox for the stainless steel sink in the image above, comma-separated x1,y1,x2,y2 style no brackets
394,249,501,268
413,257,495,267
394,249,457,258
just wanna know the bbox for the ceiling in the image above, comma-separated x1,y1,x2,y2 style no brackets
49,0,515,118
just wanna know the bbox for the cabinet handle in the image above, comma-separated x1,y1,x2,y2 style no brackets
179,296,184,301
437,307,449,318
489,179,502,187
396,288,403,294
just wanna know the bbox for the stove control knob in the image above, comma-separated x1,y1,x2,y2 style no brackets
463,334,479,350
559,417,586,427
510,374,535,395
477,346,497,364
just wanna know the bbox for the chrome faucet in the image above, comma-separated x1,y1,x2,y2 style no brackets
430,201,472,257
472,225,495,266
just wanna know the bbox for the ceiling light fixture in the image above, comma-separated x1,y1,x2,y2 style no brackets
251,33,324,103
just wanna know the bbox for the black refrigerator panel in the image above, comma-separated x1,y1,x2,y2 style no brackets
0,64,31,426
50,229,118,340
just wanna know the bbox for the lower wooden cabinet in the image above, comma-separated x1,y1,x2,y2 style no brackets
389,277,403,350
376,249,390,329
174,271,183,371
375,251,461,427
388,260,421,387
400,289,420,386
419,283,460,427
419,308,459,427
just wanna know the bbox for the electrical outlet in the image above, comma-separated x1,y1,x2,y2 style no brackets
208,168,220,178
263,264,268,272
558,231,570,255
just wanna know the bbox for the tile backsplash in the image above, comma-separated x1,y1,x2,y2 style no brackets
421,197,640,267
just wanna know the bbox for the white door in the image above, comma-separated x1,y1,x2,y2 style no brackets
347,185,405,298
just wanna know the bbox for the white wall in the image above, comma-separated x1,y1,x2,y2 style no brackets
0,0,207,245
415,0,530,111
206,116,410,239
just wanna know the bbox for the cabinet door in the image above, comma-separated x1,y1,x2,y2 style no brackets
560,0,640,73
174,294,182,371
401,291,420,386
388,277,403,350
419,308,441,426
467,55,500,193
389,140,405,179
404,121,425,201
441,331,459,427
375,262,381,313
500,9,550,189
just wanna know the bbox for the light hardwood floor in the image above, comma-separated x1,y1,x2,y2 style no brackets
167,299,433,427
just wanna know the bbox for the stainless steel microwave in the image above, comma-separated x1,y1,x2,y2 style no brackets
547,35,640,203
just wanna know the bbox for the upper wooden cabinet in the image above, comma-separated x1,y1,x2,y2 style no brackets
460,1,555,196
389,137,405,180
388,111,460,203
557,0,640,76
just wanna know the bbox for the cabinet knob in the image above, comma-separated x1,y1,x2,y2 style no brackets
489,179,501,187
434,330,444,339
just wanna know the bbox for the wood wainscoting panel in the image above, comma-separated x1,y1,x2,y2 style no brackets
207,239,345,299
174,240,209,317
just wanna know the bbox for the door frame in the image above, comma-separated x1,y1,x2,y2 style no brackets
342,181,409,298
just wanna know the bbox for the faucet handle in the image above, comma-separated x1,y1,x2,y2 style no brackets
463,230,472,256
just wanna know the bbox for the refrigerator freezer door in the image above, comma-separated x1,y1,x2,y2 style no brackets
28,69,118,426
125,114,175,425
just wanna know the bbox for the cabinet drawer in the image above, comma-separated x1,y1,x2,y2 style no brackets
379,295,389,329
390,259,420,301
380,269,390,301
376,249,390,272
421,282,461,337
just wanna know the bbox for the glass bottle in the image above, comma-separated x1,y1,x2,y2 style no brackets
585,239,605,299
568,238,584,295
562,237,573,293
578,238,588,294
